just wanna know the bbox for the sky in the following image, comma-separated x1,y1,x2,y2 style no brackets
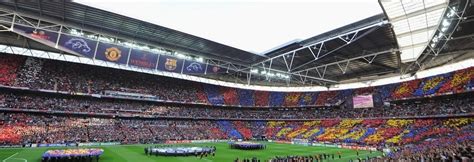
75,0,383,55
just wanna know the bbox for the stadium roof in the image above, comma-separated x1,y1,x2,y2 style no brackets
0,0,472,89
75,0,383,55
0,0,265,65
257,14,400,82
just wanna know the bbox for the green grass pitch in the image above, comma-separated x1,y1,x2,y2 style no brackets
0,142,382,162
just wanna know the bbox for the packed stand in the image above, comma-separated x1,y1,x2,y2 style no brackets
0,113,228,146
0,54,473,108
1,112,472,147
0,90,471,120
0,112,472,161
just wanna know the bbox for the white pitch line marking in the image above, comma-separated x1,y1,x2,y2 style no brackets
2,153,18,162
12,158,27,162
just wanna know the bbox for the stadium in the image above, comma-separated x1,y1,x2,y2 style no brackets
0,0,473,162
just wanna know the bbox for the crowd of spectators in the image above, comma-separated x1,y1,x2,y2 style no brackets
0,112,472,161
267,118,473,147
386,141,473,161
0,90,471,120
377,126,473,161
0,54,473,108
11,56,208,103
1,112,472,146
267,154,344,162
0,55,24,86
0,54,473,160
236,152,381,162
0,113,228,145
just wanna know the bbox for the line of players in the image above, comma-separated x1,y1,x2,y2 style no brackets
237,150,375,162
144,145,216,159
229,143,266,150
41,155,100,162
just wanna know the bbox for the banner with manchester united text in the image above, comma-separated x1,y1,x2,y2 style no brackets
157,55,184,73
95,42,130,65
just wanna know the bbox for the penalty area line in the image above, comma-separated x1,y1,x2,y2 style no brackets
11,158,27,162
2,153,18,162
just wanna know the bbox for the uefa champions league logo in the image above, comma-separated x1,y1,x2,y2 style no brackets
65,38,92,53
186,62,203,72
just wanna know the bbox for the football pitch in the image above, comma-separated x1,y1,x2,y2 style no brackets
0,142,382,162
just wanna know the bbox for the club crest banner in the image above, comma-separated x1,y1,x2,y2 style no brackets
95,42,129,64
157,55,183,73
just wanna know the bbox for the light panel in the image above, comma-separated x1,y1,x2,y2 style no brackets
380,0,448,63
